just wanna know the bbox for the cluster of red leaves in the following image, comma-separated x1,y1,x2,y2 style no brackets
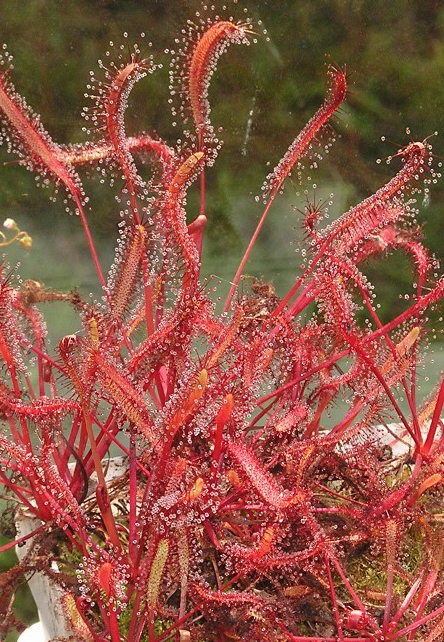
1,6,444,642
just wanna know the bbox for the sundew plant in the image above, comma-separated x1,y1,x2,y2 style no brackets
1,3,444,642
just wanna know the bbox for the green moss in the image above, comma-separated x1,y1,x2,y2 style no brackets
118,597,172,642
343,521,425,602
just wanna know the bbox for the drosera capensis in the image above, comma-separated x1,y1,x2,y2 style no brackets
1,3,444,642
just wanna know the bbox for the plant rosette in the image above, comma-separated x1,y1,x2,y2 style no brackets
15,420,443,640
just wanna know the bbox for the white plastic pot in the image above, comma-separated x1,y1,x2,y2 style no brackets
17,621,47,642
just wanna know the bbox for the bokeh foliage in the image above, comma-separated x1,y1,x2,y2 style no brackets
1,0,444,317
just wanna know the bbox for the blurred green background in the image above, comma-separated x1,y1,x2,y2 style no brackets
1,0,444,314
2,0,444,637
